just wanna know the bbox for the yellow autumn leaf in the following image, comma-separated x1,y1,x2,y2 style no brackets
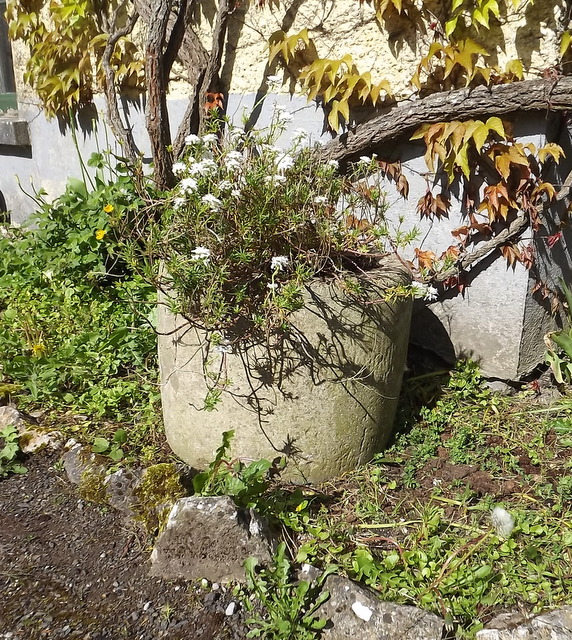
486,116,506,140
538,143,566,164
561,31,572,58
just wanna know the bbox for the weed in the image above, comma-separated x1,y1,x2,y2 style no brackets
0,424,27,477
192,430,284,508
0,171,162,455
243,543,335,640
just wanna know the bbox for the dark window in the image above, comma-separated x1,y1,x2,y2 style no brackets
0,2,17,112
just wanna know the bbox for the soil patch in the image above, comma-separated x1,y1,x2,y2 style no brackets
0,451,249,640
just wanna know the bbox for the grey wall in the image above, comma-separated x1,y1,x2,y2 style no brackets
1,94,570,379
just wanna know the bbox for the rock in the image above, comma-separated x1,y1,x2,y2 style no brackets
104,468,142,514
0,406,25,430
149,496,277,582
477,607,572,639
317,575,444,640
61,442,107,485
0,406,62,453
19,429,63,453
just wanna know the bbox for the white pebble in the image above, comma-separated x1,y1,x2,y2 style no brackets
352,601,373,622
225,601,237,616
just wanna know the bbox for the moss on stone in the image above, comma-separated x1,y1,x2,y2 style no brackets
131,463,186,534
78,468,108,504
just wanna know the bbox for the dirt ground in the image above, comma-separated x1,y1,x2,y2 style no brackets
0,450,250,640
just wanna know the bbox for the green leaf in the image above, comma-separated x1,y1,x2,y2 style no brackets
92,437,110,453
113,428,128,444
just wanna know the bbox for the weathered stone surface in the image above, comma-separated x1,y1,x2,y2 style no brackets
19,429,63,453
0,406,62,452
149,496,277,583
477,607,572,639
159,256,412,483
62,441,107,485
317,575,444,640
104,468,142,514
0,406,25,430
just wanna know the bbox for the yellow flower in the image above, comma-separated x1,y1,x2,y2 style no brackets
95,229,107,240
104,204,114,213
31,343,46,357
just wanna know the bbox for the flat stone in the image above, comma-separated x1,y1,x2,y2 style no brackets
61,442,107,485
317,575,444,640
149,496,277,583
104,468,142,514
477,606,572,639
0,406,25,430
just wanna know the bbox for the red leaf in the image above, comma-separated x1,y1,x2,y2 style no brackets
547,230,563,248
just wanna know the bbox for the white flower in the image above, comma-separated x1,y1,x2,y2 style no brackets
185,134,201,145
313,195,327,204
172,162,186,176
276,153,295,173
271,255,289,271
267,282,279,290
215,343,232,354
218,180,233,192
225,150,243,171
293,128,309,140
491,507,515,538
266,74,282,88
190,246,211,262
412,281,438,302
358,155,372,165
202,133,218,144
264,175,287,187
231,189,241,198
172,196,186,209
326,159,339,170
189,158,217,177
179,177,198,193
229,128,245,141
424,285,438,302
274,104,293,123
202,194,222,211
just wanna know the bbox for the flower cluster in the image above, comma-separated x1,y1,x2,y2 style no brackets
157,113,402,331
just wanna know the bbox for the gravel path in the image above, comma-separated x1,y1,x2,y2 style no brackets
0,451,249,640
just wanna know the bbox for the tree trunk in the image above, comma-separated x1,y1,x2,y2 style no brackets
145,0,174,190
319,77,572,164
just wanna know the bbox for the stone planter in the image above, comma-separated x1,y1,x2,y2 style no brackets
158,255,412,483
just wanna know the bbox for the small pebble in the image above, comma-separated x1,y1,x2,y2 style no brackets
225,602,236,616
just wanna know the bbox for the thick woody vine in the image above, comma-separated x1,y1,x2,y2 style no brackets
6,0,572,304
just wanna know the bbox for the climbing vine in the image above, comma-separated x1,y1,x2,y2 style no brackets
5,0,572,299
5,0,144,118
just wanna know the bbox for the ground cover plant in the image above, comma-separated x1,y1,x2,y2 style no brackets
207,361,572,639
0,167,163,458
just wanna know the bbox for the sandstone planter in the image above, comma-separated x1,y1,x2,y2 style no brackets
158,255,412,483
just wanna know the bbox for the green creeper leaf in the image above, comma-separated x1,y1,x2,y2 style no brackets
92,437,110,453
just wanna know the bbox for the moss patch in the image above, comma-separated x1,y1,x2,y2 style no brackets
131,463,186,535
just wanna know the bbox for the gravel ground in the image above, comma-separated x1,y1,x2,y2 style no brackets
0,450,250,640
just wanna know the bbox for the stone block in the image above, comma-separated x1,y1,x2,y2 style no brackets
317,575,445,640
149,496,277,583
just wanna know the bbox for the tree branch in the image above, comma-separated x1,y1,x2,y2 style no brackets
319,77,572,164
101,9,140,165
433,213,530,283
